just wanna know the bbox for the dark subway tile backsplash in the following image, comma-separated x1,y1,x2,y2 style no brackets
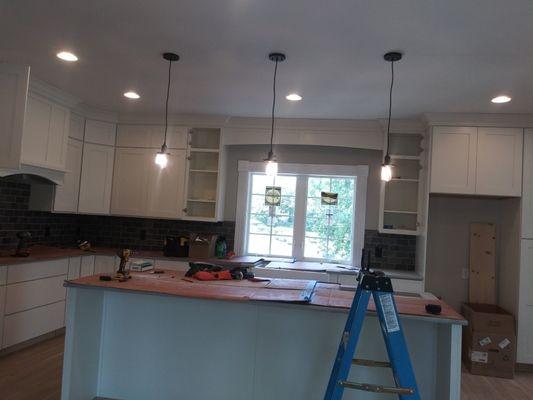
0,180,415,271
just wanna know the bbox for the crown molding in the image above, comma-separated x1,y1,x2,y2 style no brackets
117,112,229,127
72,103,118,123
423,112,533,128
29,78,81,109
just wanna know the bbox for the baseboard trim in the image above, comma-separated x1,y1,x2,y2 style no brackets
0,328,65,357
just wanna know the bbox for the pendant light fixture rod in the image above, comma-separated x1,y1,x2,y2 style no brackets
162,52,179,149
383,51,402,158
270,58,278,157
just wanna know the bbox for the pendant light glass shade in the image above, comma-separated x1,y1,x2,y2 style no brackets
265,151,278,177
381,163,392,182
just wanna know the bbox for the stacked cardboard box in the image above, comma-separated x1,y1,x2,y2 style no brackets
462,303,516,379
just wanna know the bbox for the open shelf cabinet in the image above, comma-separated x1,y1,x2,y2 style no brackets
183,128,225,221
379,132,423,235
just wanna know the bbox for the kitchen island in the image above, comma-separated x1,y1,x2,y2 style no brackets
61,270,465,400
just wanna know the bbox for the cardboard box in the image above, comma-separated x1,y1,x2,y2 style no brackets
188,234,218,259
461,303,516,379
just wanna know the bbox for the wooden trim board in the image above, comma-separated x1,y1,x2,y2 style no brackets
469,222,496,303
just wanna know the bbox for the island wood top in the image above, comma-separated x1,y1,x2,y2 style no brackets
65,270,466,324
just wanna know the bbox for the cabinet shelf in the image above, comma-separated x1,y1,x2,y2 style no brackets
189,148,219,153
189,169,218,174
384,210,418,215
391,178,419,182
187,198,216,203
390,154,420,160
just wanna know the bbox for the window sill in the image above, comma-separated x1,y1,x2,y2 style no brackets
260,260,423,281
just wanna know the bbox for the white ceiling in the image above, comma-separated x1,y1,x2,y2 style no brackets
2,0,533,119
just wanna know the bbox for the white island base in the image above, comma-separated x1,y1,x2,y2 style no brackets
61,286,463,400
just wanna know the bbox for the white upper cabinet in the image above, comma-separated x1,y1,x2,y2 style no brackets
0,64,29,169
84,119,116,146
53,138,83,213
146,150,187,218
78,143,115,214
430,126,523,197
68,113,85,140
430,126,477,195
116,124,188,149
110,147,150,216
111,147,187,219
522,130,533,239
21,93,70,171
476,127,523,196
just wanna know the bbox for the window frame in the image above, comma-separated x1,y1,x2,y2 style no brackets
235,161,368,265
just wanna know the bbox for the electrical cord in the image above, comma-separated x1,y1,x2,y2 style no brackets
270,59,279,156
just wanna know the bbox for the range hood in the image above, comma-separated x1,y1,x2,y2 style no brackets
0,163,64,185
1,173,57,212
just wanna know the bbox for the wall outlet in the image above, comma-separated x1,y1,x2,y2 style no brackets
461,268,469,280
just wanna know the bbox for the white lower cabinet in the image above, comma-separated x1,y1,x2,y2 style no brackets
1,259,70,349
94,255,118,274
3,301,65,348
5,275,66,315
80,255,95,277
68,257,82,280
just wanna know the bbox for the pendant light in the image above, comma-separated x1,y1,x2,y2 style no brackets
155,52,180,169
264,52,286,177
381,51,402,182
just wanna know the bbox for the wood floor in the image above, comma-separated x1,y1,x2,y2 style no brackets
1,335,532,399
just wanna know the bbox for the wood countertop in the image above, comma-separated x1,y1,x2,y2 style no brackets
65,270,466,325
0,245,264,267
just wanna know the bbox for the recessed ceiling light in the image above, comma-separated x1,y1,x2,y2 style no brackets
56,51,78,62
286,93,302,101
491,95,511,104
123,91,140,100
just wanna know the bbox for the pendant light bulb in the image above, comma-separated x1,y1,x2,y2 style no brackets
381,164,392,182
155,145,169,169
265,151,278,177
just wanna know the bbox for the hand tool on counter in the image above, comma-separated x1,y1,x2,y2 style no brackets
114,249,132,282
13,231,31,257
323,249,420,400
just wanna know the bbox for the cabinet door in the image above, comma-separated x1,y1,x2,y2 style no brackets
523,130,533,239
21,94,50,165
518,240,533,363
476,127,523,196
45,104,70,169
78,143,115,214
53,138,83,212
111,147,150,216
69,113,85,140
0,64,29,169
84,119,116,146
430,127,478,194
146,149,186,218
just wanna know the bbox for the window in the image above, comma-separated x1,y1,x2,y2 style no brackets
236,162,368,265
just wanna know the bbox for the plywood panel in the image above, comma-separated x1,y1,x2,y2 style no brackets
469,222,496,303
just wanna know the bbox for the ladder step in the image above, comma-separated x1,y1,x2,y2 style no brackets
352,358,391,368
339,381,414,395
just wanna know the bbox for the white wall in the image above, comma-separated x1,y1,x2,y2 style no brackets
425,196,511,311
223,144,382,229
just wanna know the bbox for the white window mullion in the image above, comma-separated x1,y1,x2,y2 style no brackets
292,175,308,260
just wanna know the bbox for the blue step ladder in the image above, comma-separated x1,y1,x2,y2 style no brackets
324,253,421,400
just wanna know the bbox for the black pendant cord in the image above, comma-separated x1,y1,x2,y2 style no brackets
385,59,395,159
163,59,172,149
269,59,279,157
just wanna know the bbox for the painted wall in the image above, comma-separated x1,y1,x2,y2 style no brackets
223,144,382,229
425,195,507,311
